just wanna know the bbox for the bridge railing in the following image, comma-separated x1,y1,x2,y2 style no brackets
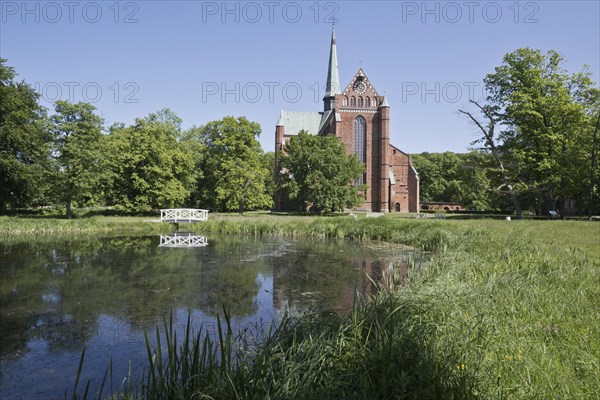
160,208,209,223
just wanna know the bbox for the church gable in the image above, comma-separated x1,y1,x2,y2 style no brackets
341,68,379,108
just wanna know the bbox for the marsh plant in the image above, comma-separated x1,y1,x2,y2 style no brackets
62,218,599,399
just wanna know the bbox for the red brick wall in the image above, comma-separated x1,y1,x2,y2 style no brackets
389,149,411,212
408,165,420,212
335,90,382,211
275,72,420,212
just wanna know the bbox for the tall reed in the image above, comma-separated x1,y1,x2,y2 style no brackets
69,218,599,399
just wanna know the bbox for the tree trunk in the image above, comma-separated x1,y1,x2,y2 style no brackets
589,113,600,219
496,169,523,220
510,191,523,219
66,199,72,219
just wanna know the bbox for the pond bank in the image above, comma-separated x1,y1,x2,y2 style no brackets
2,216,598,399
0,215,172,235
191,218,599,399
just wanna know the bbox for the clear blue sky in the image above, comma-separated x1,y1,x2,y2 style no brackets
1,0,598,153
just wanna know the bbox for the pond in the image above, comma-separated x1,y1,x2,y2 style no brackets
0,233,421,399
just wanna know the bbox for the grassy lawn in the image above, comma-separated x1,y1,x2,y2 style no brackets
2,214,598,398
0,215,169,235
144,217,598,399
401,219,599,399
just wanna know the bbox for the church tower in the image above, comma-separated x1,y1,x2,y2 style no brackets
332,66,388,211
274,28,420,213
323,27,340,112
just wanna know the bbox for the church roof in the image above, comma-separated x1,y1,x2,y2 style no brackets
318,110,341,135
278,111,323,135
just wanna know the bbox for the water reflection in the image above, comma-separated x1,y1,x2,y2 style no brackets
159,233,208,247
0,234,422,399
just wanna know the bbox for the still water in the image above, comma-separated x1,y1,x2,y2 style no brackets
0,234,418,399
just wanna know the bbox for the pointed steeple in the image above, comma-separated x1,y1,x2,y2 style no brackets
323,25,340,111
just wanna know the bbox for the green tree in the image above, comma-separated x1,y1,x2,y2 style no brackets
193,116,272,213
106,109,196,212
261,151,277,200
460,100,525,218
0,59,51,212
588,112,600,217
178,125,206,209
50,101,104,218
411,152,463,203
480,48,597,215
411,151,500,211
278,130,364,213
459,151,500,211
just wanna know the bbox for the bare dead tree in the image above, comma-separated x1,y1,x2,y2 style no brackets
459,100,524,219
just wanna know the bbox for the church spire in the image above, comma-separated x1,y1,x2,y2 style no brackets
323,25,340,111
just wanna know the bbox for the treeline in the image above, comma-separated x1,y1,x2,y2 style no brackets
412,151,512,211
1,58,366,216
413,146,600,215
2,47,599,217
455,49,599,217
1,59,276,216
416,48,599,216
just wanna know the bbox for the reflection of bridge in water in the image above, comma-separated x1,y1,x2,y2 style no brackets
159,233,208,248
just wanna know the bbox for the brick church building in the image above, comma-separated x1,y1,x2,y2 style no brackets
274,28,419,213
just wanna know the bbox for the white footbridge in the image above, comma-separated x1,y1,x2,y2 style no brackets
160,209,209,223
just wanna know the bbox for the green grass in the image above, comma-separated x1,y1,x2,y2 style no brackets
0,215,172,235
191,215,469,252
414,222,599,398
3,214,597,399
191,218,599,399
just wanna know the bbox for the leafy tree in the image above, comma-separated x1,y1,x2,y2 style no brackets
193,116,272,213
411,151,501,211
50,101,104,218
178,125,206,209
488,49,595,213
105,109,195,212
460,151,503,211
461,48,598,216
459,101,525,218
411,152,463,203
261,151,277,200
588,112,600,217
278,130,364,213
0,59,51,211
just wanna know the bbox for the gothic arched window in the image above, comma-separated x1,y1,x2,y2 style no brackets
358,97,363,108
343,96,348,106
351,96,356,107
365,97,371,107
354,115,367,185
372,97,377,107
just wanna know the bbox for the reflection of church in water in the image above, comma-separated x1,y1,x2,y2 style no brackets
275,28,420,212
271,248,410,313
